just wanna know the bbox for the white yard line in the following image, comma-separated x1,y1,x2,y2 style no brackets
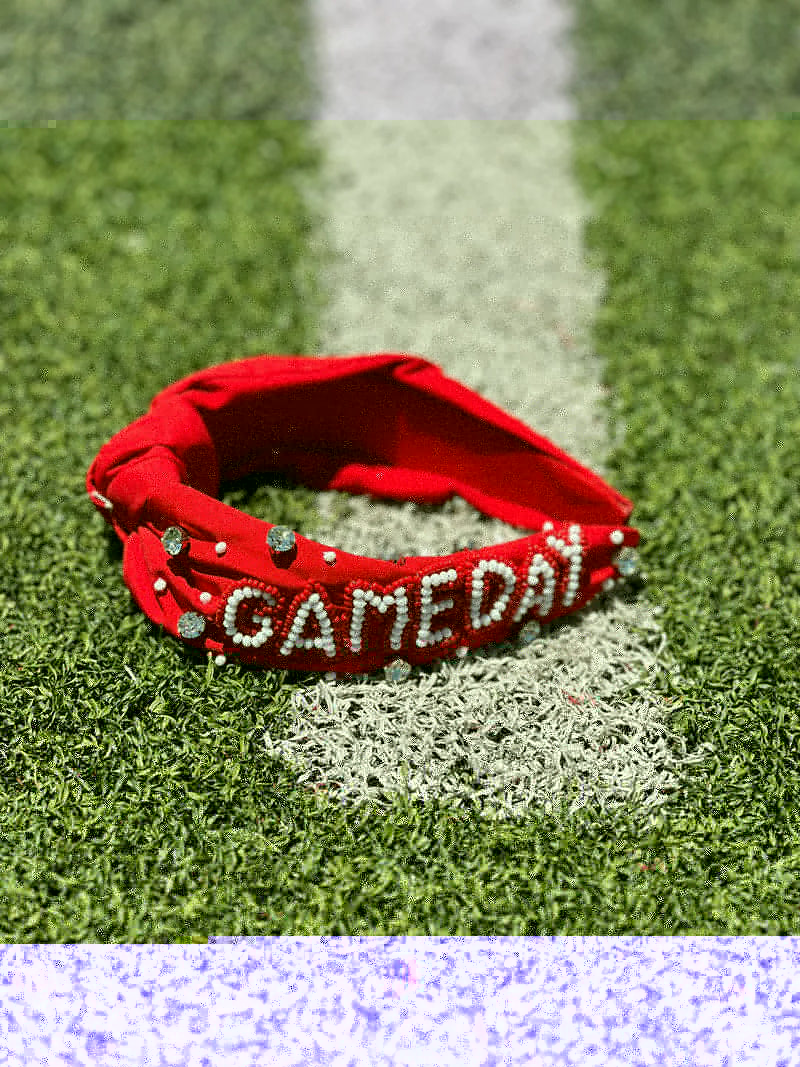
276,3,714,821
311,0,575,120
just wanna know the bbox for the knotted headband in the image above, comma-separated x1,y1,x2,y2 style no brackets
86,354,641,680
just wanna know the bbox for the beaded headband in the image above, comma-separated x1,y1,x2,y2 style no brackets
86,354,641,680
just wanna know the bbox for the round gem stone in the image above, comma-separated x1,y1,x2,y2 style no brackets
162,526,186,556
384,658,411,683
267,526,296,554
518,620,541,645
613,547,640,577
177,611,206,639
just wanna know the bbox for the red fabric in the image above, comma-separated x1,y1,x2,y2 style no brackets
87,354,640,675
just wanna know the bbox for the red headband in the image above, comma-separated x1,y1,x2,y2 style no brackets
86,354,640,679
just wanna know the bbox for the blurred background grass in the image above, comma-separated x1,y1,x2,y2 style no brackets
0,0,318,119
570,0,800,118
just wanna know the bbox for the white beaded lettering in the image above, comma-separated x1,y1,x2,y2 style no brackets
280,590,336,659
348,585,410,653
210,522,596,664
222,586,277,649
512,554,556,622
417,568,457,648
545,523,584,608
469,558,517,630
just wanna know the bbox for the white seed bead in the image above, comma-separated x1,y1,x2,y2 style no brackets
153,578,167,593
199,591,212,605
215,542,227,555
610,529,625,545
90,490,113,510
214,654,227,666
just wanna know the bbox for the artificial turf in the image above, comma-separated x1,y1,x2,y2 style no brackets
0,0,318,120
0,121,335,941
569,0,800,120
3,116,800,938
571,119,800,931
2,3,800,939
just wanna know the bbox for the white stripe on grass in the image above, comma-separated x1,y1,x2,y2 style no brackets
310,0,575,119
263,121,714,823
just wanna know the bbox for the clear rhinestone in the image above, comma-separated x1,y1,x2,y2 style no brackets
177,611,206,639
518,620,541,645
162,526,187,556
384,658,411,683
613,547,640,577
267,525,296,554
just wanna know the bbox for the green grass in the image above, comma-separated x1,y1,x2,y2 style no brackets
570,0,800,118
0,0,318,120
3,1,800,939
3,118,800,938
0,121,337,940
571,118,800,928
